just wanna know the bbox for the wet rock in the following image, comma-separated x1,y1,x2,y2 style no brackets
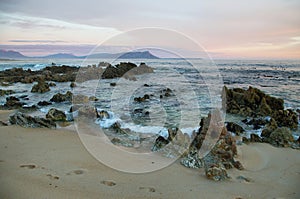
0,89,15,96
0,121,8,126
267,127,294,147
9,112,56,128
250,134,262,142
88,96,99,101
134,94,150,102
110,82,116,86
222,86,297,130
48,82,56,87
272,109,298,130
50,91,73,103
46,108,67,121
180,149,203,168
242,137,250,144
70,82,76,88
77,105,99,119
152,136,169,152
226,122,244,135
1,96,25,109
31,81,50,93
98,110,110,120
261,118,278,138
205,163,230,181
37,101,52,106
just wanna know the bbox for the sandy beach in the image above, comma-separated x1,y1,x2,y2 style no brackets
0,110,299,199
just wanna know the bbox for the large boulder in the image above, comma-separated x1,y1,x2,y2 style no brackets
31,81,50,93
222,86,298,130
267,127,294,147
9,112,56,128
46,108,67,121
0,96,25,109
50,91,73,103
226,122,245,135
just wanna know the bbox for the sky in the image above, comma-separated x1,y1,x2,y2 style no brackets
0,0,299,59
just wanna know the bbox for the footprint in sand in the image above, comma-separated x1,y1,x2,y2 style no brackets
47,174,60,180
101,180,116,186
66,169,86,175
139,186,156,192
20,164,37,169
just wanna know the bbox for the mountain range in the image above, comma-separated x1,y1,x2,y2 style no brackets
0,49,159,59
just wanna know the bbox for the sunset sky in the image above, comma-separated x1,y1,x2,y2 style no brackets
0,0,299,58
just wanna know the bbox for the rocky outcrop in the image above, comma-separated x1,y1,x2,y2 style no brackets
37,101,52,106
101,62,153,79
0,96,25,110
50,91,73,103
205,163,230,181
9,112,56,128
46,108,67,121
0,89,15,96
266,127,294,147
223,86,298,130
226,122,244,135
31,80,50,93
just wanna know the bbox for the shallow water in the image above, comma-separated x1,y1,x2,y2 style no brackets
0,58,299,137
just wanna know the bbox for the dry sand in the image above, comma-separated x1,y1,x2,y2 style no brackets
0,110,299,199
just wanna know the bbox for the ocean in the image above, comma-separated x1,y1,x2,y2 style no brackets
0,58,299,138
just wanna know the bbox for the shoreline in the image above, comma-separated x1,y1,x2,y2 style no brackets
0,110,300,198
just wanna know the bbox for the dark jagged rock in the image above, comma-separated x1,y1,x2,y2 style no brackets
101,62,153,79
243,117,268,130
9,112,56,128
0,96,25,109
180,149,203,168
0,89,15,96
31,80,50,93
205,163,230,181
250,134,262,142
134,94,150,102
223,86,298,130
152,136,169,152
267,127,294,147
226,122,244,135
70,82,76,88
98,110,110,120
272,109,298,130
50,91,73,103
0,121,8,126
46,108,67,121
37,101,52,106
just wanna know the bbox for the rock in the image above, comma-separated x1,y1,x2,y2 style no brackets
31,81,50,93
77,105,99,119
98,110,110,120
0,89,15,96
0,121,8,126
101,62,153,79
88,96,98,101
48,82,56,87
180,149,203,168
110,82,116,86
50,91,73,103
261,118,278,138
134,94,150,102
70,82,76,88
242,137,250,144
226,122,245,135
152,136,169,151
222,86,297,130
267,127,294,147
9,112,56,128
46,108,67,121
37,101,52,106
250,134,262,142
205,163,230,181
1,96,25,109
272,109,298,130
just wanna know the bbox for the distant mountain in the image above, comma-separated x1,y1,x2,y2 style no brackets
85,51,159,59
40,53,80,59
0,49,27,59
0,49,160,59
